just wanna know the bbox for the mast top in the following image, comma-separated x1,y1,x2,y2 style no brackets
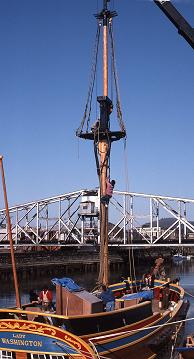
95,0,117,22
103,0,110,11
76,0,126,142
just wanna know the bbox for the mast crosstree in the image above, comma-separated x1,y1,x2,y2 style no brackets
76,0,126,286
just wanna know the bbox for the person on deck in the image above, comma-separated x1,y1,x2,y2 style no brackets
150,273,155,289
153,255,164,278
99,285,115,311
39,286,53,310
101,179,115,207
29,289,39,305
162,283,170,309
155,255,164,269
142,272,152,289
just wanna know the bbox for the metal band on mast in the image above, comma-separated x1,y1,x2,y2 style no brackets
0,156,21,308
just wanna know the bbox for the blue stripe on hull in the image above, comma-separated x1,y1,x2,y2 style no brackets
95,314,170,353
176,347,194,352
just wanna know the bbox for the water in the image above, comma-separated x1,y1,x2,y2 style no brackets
166,258,194,336
1,258,194,357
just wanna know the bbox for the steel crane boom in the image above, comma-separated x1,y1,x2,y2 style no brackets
154,0,194,49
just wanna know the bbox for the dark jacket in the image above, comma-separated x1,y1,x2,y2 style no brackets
99,288,115,304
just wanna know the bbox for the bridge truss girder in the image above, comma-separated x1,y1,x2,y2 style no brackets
0,189,194,248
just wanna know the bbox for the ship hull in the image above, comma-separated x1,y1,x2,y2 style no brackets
0,281,189,359
178,351,194,359
87,299,188,358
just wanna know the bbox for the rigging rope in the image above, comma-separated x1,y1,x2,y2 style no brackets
87,24,101,132
109,14,136,288
170,322,182,359
55,339,111,359
109,21,126,134
77,6,127,139
54,341,79,359
89,312,192,341
184,289,194,299
124,143,137,290
76,23,101,135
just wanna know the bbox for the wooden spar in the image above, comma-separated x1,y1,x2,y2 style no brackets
103,23,108,97
98,2,109,286
98,142,109,286
0,156,21,308
76,0,125,285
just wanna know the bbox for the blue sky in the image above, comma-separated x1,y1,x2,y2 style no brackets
0,0,194,207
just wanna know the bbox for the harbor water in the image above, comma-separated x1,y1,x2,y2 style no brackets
1,256,194,357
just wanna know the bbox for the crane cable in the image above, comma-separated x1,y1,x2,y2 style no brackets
109,20,136,288
109,19,137,288
125,143,137,291
109,21,136,284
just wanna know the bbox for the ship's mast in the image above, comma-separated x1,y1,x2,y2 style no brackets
98,0,110,286
76,0,125,287
103,0,108,97
0,156,21,308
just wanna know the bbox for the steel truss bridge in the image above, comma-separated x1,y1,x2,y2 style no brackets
1,189,194,248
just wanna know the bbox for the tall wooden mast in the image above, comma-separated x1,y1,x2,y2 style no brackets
0,156,21,308
76,0,125,287
98,0,109,286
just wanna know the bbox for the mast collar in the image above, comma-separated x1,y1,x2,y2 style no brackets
94,10,117,22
